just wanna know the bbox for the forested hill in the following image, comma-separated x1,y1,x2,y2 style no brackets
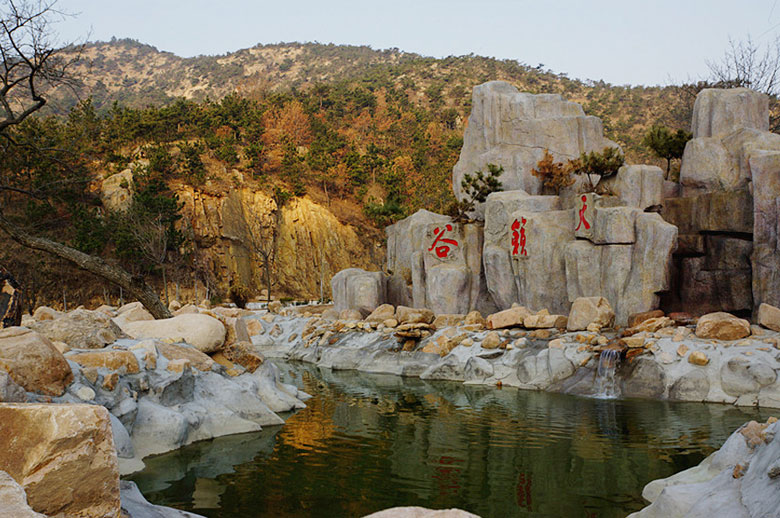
54,39,692,163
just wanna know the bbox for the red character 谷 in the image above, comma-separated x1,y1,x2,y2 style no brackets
511,218,528,256
575,194,591,231
428,224,459,259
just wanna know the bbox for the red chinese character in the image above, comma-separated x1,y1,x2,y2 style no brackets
428,224,459,259
511,218,528,256
516,471,532,509
575,194,591,231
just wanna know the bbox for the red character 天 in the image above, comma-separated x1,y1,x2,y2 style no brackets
511,218,528,256
575,194,591,231
428,224,459,259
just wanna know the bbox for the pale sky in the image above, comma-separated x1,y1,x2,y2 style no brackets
53,0,780,86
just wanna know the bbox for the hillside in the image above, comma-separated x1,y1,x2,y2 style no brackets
2,40,705,310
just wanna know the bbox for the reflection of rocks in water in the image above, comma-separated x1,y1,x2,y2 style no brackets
131,426,282,494
192,478,224,509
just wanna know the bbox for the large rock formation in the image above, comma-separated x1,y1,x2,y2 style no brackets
0,403,120,518
0,327,73,396
452,81,618,213
331,268,387,315
118,313,226,354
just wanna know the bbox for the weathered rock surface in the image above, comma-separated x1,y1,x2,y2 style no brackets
30,308,124,349
0,327,72,396
628,418,780,518
0,403,120,518
695,312,751,340
452,80,618,211
758,303,780,332
101,168,134,212
600,164,664,210
331,268,387,315
120,313,226,353
566,297,614,331
751,148,780,311
486,306,530,329
0,471,47,518
120,480,205,518
691,88,769,139
0,371,25,402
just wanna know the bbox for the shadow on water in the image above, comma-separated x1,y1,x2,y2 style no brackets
129,361,771,518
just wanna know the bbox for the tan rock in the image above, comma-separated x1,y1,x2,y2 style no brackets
222,341,264,372
432,314,465,329
630,317,674,334
101,372,119,391
30,309,124,350
421,334,457,356
0,471,47,518
166,359,191,373
0,403,120,518
695,312,751,340
620,336,646,348
481,331,501,349
365,304,395,323
528,329,552,339
463,311,485,326
0,328,72,396
567,297,615,331
261,313,276,323
173,303,199,315
267,301,282,313
111,303,154,327
677,344,689,357
339,309,362,321
627,309,664,328
461,338,474,347
758,303,780,332
121,313,226,353
383,318,398,328
32,306,61,322
246,319,264,336
81,367,99,385
396,306,435,325
548,338,564,349
688,350,710,366
157,343,215,371
210,352,235,370
67,350,140,374
524,313,567,329
486,306,531,329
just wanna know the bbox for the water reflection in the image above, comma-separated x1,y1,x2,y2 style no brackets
130,362,770,518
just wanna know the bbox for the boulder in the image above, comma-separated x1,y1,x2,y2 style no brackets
0,371,25,402
365,304,395,323
691,88,769,139
601,164,664,210
31,306,61,321
121,313,226,353
452,81,619,212
695,312,751,340
758,303,780,332
0,403,120,518
0,327,72,396
432,314,464,329
0,471,47,518
687,351,710,366
627,310,664,328
481,331,501,349
524,311,567,329
566,296,614,331
29,309,124,349
331,268,387,315
464,311,485,326
396,306,435,325
339,309,362,321
222,341,264,373
111,303,154,328
486,306,531,329
0,268,22,328
119,480,205,518
100,168,134,212
173,303,200,315
720,356,777,396
67,350,141,374
156,343,216,372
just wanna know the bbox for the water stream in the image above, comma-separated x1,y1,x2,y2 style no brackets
595,349,621,399
129,361,771,518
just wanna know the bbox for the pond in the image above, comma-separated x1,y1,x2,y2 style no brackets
129,361,770,518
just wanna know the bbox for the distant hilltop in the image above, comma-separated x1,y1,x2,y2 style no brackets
49,39,691,164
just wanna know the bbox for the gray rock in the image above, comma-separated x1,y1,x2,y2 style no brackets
720,356,777,397
0,471,47,518
386,209,450,280
331,268,387,315
751,149,780,311
601,164,664,209
464,357,494,382
109,412,135,459
691,88,769,139
669,369,710,401
420,355,465,381
452,81,619,215
621,358,666,398
0,370,26,402
120,480,206,518
132,399,189,459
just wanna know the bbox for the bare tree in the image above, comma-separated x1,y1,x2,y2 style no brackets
0,0,172,318
707,35,780,131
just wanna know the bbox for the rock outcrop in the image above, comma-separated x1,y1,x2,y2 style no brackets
0,403,120,518
332,268,387,315
452,81,618,214
628,417,780,518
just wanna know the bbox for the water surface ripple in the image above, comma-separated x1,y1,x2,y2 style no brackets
130,361,770,518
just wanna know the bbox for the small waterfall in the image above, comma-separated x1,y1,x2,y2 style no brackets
594,348,621,399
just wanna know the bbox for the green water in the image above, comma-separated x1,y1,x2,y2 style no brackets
130,362,771,518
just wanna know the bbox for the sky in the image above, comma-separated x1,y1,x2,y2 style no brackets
52,0,780,87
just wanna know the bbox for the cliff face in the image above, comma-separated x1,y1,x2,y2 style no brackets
176,185,383,299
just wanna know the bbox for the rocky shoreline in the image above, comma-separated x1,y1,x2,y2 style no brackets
250,302,780,409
